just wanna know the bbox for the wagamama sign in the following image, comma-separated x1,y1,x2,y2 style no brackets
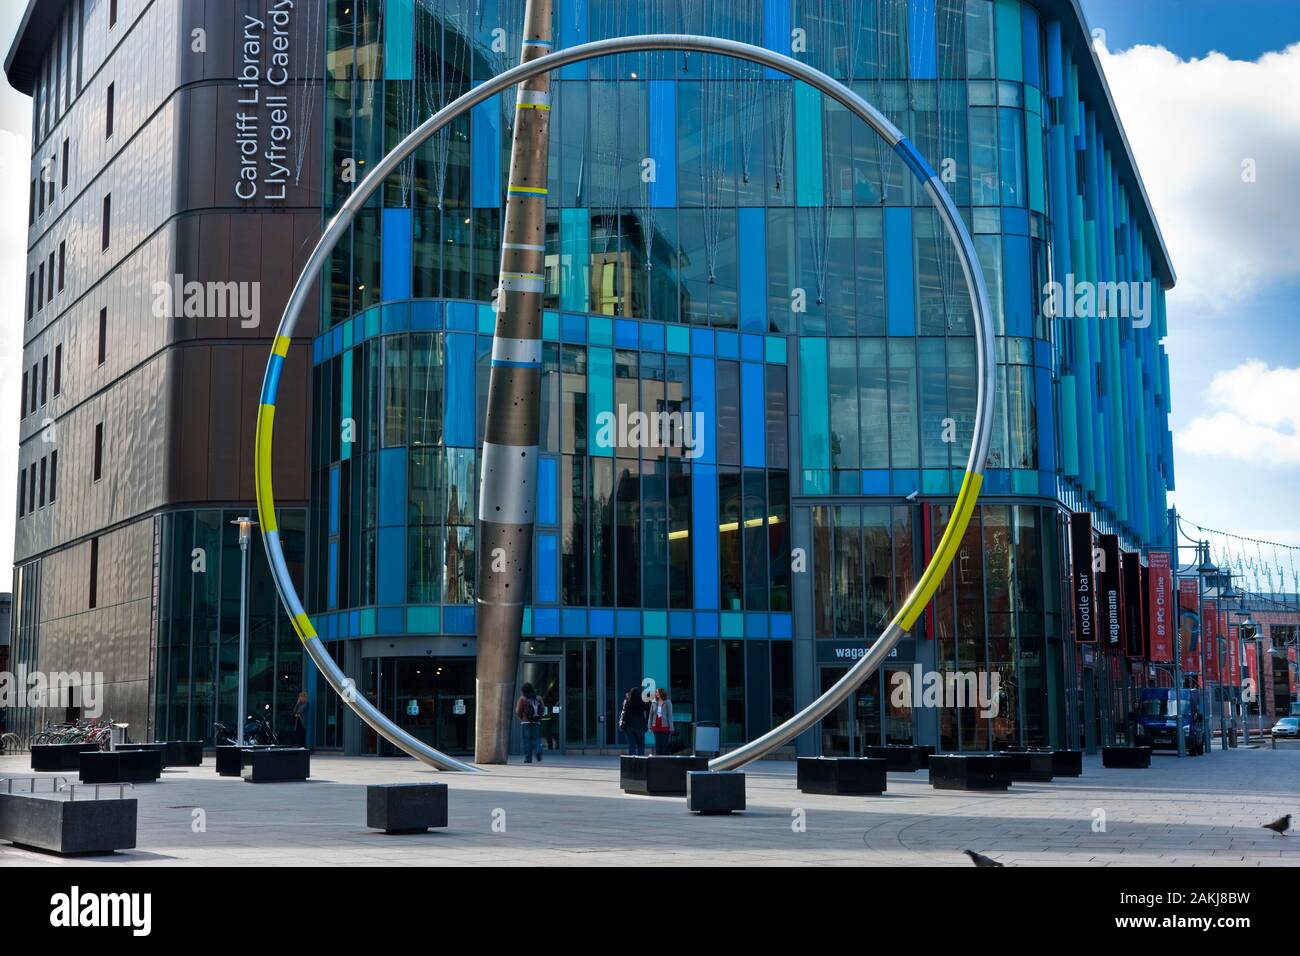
235,1,297,201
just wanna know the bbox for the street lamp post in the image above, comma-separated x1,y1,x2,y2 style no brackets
231,516,257,746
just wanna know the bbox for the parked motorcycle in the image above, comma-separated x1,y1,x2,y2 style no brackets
214,704,280,746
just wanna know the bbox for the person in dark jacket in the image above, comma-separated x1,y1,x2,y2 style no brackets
516,682,545,763
618,687,648,756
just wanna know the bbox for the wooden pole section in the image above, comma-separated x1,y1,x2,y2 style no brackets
474,0,554,763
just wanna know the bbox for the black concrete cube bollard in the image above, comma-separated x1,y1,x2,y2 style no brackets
1006,747,1083,777
0,793,137,855
164,741,204,766
796,757,888,795
367,783,449,833
115,743,169,770
242,748,310,782
1102,745,1152,768
862,744,926,772
620,755,710,795
31,744,100,772
215,745,275,776
79,750,162,784
686,772,745,814
914,745,937,768
996,750,1054,782
928,754,1012,791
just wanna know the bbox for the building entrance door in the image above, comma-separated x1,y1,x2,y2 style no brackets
363,657,475,756
517,657,563,755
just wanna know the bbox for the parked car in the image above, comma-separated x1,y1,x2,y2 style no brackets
1271,716,1300,739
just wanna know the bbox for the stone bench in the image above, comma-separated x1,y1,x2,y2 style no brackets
686,771,745,814
30,744,100,772
1101,745,1152,768
367,783,448,833
164,741,204,767
796,757,888,795
619,755,709,796
928,754,1012,791
862,745,928,772
215,744,278,777
1004,747,1083,777
115,743,169,770
0,792,137,855
78,750,162,784
996,750,1054,782
241,748,310,783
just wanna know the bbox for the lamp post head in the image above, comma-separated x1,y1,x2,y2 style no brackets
231,515,258,548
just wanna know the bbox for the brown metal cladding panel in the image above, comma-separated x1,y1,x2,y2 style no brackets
206,345,242,501
226,214,264,340
177,346,213,501
257,212,295,337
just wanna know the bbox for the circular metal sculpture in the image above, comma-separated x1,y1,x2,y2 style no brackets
255,34,994,773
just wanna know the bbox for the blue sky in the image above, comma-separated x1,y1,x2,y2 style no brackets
1079,0,1300,586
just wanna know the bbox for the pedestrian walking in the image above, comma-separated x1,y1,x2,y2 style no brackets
292,691,309,749
516,682,545,763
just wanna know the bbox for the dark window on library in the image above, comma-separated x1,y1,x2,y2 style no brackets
27,462,36,514
17,467,26,517
40,355,47,406
47,251,54,300
37,261,44,309
93,421,104,481
53,344,62,396
20,369,27,417
109,0,118,28
61,138,69,189
38,457,46,508
105,82,114,138
25,273,33,319
101,194,111,251
57,241,65,292
29,363,37,410
28,179,35,224
89,537,99,609
49,450,58,503
97,307,107,365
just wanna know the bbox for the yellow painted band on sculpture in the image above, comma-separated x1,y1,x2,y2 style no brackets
898,471,984,632
517,102,550,110
272,335,292,358
255,403,279,534
291,612,318,642
508,185,548,194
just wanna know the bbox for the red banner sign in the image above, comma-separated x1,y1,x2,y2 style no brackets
1179,578,1200,675
1227,623,1240,688
1147,551,1174,663
1202,600,1219,682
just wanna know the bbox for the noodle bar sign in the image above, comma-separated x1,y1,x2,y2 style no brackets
234,1,297,201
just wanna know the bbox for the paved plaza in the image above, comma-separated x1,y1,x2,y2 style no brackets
2,743,1298,866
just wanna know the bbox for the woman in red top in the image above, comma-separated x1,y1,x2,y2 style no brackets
648,688,674,755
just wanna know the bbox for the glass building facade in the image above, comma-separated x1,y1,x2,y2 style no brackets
308,0,1174,756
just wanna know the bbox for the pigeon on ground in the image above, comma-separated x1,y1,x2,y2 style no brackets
963,849,1004,867
1262,814,1291,836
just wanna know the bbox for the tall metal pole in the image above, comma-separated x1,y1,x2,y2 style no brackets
474,0,554,764
1169,507,1186,758
234,516,254,747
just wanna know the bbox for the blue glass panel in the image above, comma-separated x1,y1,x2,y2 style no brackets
329,466,340,535
1003,235,1033,338
589,608,615,635
384,0,413,79
716,330,739,359
692,463,719,609
891,469,920,496
741,362,766,468
761,0,792,76
690,358,716,464
378,606,405,635
1021,3,1042,89
446,301,475,330
738,207,767,331
444,333,476,446
533,608,560,635
861,469,890,494
798,338,829,470
741,334,764,362
412,301,441,330
617,609,641,634
378,448,407,527
907,0,937,79
885,207,916,335
770,613,793,639
379,210,410,300
376,527,406,606
648,80,677,207
744,613,769,638
639,322,665,352
669,610,693,637
694,611,719,637
327,540,338,610
537,457,557,524
561,312,586,342
443,606,475,633
588,346,614,457
614,319,638,348
690,328,715,355
557,0,588,79
471,98,501,208
1044,20,1063,97
562,608,586,635
536,532,557,603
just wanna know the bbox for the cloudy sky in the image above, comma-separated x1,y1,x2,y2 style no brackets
1,1,1298,588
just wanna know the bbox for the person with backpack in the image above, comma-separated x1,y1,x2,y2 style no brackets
648,687,673,755
618,687,648,756
516,682,545,763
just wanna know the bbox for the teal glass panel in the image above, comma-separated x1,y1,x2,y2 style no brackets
794,83,824,207
384,0,413,80
798,337,830,471
587,346,614,457
994,0,1023,82
560,208,590,311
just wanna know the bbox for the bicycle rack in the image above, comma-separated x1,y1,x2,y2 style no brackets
0,777,133,800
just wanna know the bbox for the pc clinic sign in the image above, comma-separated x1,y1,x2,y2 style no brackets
1146,551,1173,663
1070,513,1095,642
234,1,297,201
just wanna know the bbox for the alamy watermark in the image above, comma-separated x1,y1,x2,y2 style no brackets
1042,274,1153,328
0,668,103,716
151,275,261,328
889,665,1002,718
593,404,705,458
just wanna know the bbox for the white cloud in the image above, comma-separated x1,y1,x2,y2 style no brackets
1176,360,1300,463
1096,41,1300,314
